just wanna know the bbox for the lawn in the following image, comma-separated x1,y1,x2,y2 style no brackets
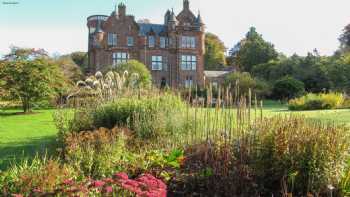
0,109,58,170
0,103,349,171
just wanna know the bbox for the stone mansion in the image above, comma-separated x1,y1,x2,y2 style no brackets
87,0,205,88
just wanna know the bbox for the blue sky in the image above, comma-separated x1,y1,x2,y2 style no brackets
1,0,350,56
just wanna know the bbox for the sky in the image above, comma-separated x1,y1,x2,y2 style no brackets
0,0,349,57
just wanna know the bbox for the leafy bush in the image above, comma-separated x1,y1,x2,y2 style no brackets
63,127,133,179
114,60,152,88
91,93,189,140
272,76,305,100
289,93,345,110
0,156,77,196
250,116,350,195
174,116,350,196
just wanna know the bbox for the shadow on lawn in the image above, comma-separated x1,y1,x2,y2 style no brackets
0,136,59,171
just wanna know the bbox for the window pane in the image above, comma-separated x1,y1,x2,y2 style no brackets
127,37,133,46
192,56,196,61
149,36,155,47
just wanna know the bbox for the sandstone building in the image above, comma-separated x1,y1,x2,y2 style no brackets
87,0,205,88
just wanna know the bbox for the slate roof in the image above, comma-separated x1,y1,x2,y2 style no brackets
204,71,232,78
138,23,167,36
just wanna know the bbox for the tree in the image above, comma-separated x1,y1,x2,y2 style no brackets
115,60,152,88
339,24,350,53
204,33,227,70
54,55,83,83
70,52,89,74
233,27,278,72
272,76,305,101
225,72,257,96
0,47,66,113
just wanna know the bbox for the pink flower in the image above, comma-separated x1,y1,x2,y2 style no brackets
63,179,74,185
91,180,105,188
12,195,23,197
103,178,114,183
32,188,42,193
114,172,129,180
104,186,113,193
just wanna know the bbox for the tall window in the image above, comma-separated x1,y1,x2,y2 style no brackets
181,55,197,70
148,36,155,48
108,33,117,47
127,36,134,47
112,52,128,66
184,76,193,88
181,36,196,48
160,37,167,48
151,56,162,71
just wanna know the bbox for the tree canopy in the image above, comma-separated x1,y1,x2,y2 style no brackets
232,27,278,72
0,47,67,113
339,24,350,53
272,76,305,101
204,33,227,70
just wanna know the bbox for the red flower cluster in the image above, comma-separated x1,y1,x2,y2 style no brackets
12,173,166,196
114,173,167,197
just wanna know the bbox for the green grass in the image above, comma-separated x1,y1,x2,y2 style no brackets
262,101,350,125
0,102,349,171
0,109,58,170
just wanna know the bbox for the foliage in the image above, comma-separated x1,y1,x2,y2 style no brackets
0,155,77,196
232,27,278,72
250,116,350,196
224,72,270,97
114,60,152,88
172,116,350,196
0,48,67,113
90,93,188,140
288,93,345,111
272,76,305,100
339,24,350,53
70,51,89,74
204,32,227,70
52,54,83,83
0,159,165,196
63,127,131,179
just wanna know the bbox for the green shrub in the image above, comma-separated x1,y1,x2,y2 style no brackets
91,93,189,140
250,116,350,195
114,60,152,88
178,116,350,196
0,155,77,196
289,93,345,110
63,127,133,179
272,76,305,100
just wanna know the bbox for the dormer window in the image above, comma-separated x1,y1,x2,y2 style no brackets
148,36,155,48
160,37,168,48
108,33,117,47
